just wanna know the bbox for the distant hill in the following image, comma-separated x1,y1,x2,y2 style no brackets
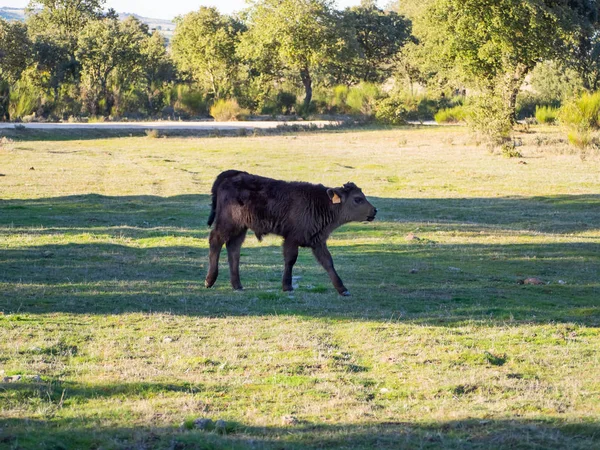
0,7,175,39
0,7,25,21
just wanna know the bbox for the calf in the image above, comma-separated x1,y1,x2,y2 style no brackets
205,170,377,296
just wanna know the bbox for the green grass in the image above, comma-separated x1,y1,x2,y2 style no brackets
1,125,599,449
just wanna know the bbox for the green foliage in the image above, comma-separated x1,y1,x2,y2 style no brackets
346,83,380,115
467,94,513,148
374,96,408,125
0,19,32,85
8,70,44,120
435,105,468,123
529,61,584,104
332,85,350,109
411,0,600,130
336,3,412,83
139,31,174,114
77,17,138,116
210,99,249,121
558,91,600,130
240,0,338,108
275,91,297,115
171,7,242,99
558,91,600,153
535,105,559,124
171,85,208,117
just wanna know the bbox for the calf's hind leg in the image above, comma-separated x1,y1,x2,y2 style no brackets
282,239,299,291
226,229,247,290
205,229,224,288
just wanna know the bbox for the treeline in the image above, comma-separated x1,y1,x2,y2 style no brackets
1,0,600,144
0,0,412,121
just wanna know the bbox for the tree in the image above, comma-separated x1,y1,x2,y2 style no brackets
337,2,412,83
171,7,243,100
25,0,117,118
76,17,146,116
241,0,338,109
0,19,32,120
26,0,111,52
139,31,174,113
412,0,600,134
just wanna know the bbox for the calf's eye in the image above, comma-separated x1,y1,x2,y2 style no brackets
354,197,364,204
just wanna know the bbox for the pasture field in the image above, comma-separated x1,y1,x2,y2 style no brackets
0,125,599,449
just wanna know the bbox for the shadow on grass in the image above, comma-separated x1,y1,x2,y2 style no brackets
0,194,599,325
1,193,599,234
0,415,598,449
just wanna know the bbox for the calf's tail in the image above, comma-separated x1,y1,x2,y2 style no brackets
207,170,245,227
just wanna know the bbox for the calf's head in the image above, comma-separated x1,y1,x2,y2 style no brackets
327,182,377,223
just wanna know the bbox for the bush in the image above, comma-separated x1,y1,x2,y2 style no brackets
558,91,600,130
330,85,350,113
346,83,381,116
535,105,559,124
210,99,249,121
558,91,600,155
9,82,41,121
434,105,468,123
171,85,208,117
275,91,297,115
374,97,408,125
467,94,513,148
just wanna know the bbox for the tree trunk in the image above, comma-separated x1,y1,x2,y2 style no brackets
300,67,312,111
503,64,530,124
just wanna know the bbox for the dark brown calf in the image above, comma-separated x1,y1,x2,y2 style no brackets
205,170,377,296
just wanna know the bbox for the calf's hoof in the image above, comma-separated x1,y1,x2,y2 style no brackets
340,290,351,297
282,285,294,292
205,279,215,288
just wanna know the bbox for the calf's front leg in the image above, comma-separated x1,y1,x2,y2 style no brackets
311,243,350,296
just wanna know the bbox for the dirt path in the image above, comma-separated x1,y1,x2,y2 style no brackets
0,120,334,131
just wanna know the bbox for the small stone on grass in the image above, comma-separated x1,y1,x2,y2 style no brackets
282,415,299,425
193,418,213,430
215,419,227,434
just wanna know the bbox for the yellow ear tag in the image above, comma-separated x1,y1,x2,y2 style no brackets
332,193,341,204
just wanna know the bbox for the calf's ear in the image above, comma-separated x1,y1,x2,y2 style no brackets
327,188,342,204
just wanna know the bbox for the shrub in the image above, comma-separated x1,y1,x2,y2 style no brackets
332,85,350,111
346,83,381,116
467,94,513,148
210,99,249,122
374,97,408,125
9,82,41,120
275,91,297,115
558,91,600,130
558,91,600,155
434,105,468,123
172,85,208,116
145,129,160,138
534,105,559,124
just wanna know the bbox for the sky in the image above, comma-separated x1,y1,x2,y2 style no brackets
1,0,385,20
